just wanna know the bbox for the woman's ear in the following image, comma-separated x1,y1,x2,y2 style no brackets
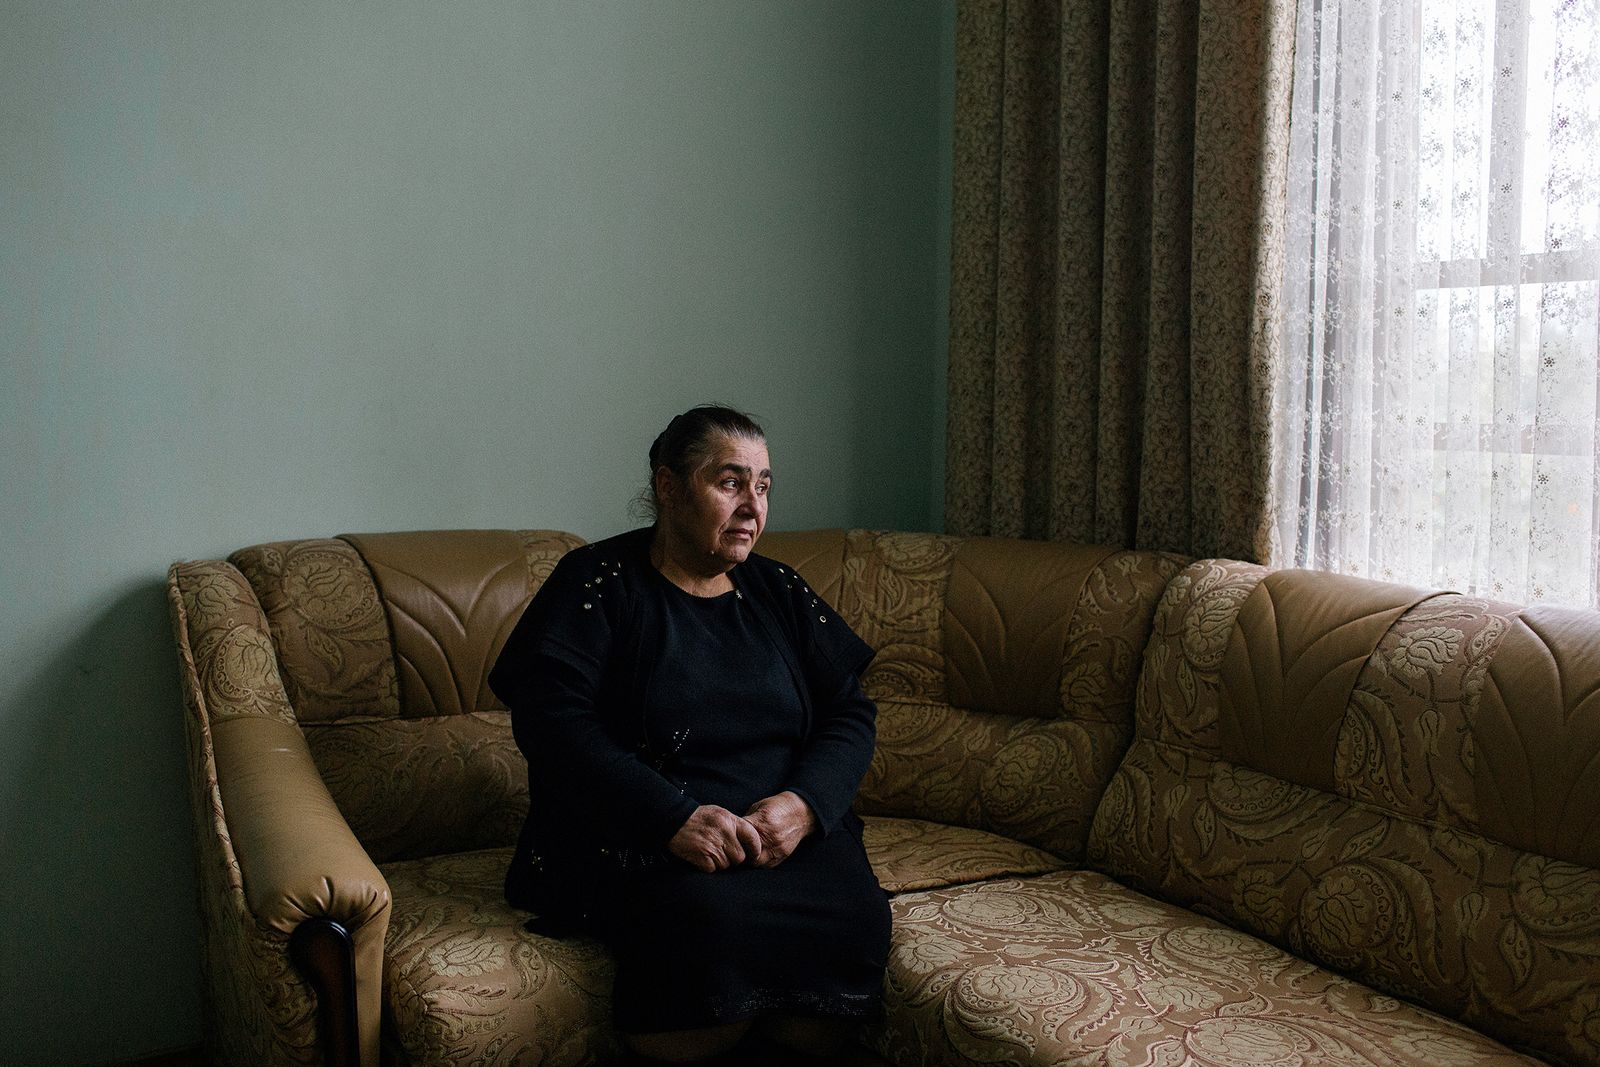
652,465,675,511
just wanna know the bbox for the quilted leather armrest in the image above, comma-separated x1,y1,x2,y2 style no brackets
169,560,390,1067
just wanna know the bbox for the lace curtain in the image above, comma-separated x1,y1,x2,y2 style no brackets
1274,0,1600,607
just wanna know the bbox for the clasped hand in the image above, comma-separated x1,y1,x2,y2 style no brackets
667,791,816,873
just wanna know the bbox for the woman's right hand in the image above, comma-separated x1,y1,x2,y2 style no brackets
667,805,765,872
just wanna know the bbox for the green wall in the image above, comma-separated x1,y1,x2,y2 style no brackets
0,2,953,1061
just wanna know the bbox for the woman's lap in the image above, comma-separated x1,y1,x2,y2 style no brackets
604,827,890,1033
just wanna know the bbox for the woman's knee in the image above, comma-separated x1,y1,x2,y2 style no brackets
625,1020,751,1063
758,1015,854,1057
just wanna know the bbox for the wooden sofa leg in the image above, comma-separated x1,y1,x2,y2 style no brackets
289,917,361,1067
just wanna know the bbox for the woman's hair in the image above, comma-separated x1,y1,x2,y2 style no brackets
636,404,766,522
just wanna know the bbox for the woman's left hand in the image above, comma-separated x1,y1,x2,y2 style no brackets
743,791,817,868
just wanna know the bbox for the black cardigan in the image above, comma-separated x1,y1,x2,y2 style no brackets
488,527,878,919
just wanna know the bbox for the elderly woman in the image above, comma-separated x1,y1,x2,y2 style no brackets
488,405,890,1065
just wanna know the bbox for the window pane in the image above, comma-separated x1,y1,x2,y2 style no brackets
1417,1,1494,261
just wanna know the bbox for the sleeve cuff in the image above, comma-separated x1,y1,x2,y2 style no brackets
645,793,701,845
784,784,838,838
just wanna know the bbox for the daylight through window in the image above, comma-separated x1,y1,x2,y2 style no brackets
1275,0,1600,607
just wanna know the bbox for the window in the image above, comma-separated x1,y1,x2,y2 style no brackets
1275,0,1600,607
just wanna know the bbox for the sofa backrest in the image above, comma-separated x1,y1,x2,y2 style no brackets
762,529,1183,860
1089,562,1600,1066
228,529,584,862
223,525,1179,868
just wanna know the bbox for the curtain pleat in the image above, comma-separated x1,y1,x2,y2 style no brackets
946,0,1294,561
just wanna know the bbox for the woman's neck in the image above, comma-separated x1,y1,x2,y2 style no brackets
650,532,735,598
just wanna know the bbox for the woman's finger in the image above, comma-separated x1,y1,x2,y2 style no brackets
719,815,747,867
736,817,764,864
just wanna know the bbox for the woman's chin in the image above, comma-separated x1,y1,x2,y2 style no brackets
717,536,756,563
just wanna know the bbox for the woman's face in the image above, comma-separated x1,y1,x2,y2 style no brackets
658,434,771,572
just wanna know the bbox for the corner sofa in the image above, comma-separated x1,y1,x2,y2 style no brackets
166,528,1600,1066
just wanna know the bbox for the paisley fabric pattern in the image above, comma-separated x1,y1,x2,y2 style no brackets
376,828,1062,1066
376,827,1069,1066
838,529,961,705
231,538,399,724
1061,550,1188,725
174,561,300,727
1091,560,1600,1066
305,713,529,864
874,871,1538,1067
168,561,326,1065
381,848,619,1067
521,529,588,591
839,535,1181,861
865,701,1124,860
861,816,1067,893
1127,558,1271,750
1339,593,1518,831
175,528,1594,1065
226,530,582,728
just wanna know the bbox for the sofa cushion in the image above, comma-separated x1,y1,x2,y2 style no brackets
231,530,583,863
864,699,1130,860
381,848,619,1067
943,537,1120,718
306,713,528,863
862,816,1067,892
875,870,1539,1067
377,821,1062,1063
229,537,401,724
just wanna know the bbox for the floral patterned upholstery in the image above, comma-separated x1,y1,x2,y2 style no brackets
862,816,1067,892
172,532,582,1065
373,818,1065,1064
875,871,1539,1067
169,559,383,1065
229,538,400,724
232,531,581,865
380,848,619,1067
304,713,528,864
761,530,1182,861
172,528,1596,1066
1090,561,1600,1066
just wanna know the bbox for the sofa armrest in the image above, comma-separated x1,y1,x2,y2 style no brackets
168,561,390,1067
211,715,390,934
212,715,390,1065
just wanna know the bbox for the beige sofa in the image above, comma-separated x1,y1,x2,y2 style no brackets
166,528,1600,1066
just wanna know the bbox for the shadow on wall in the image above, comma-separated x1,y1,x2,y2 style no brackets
0,580,202,1063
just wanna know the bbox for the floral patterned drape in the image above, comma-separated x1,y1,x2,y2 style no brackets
945,0,1296,561
1274,0,1600,608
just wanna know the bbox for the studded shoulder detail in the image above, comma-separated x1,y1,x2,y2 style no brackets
576,556,624,610
766,560,827,624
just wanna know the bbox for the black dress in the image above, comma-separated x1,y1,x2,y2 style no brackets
487,528,891,1033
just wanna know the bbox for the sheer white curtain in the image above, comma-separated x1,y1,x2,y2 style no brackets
1275,0,1600,607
